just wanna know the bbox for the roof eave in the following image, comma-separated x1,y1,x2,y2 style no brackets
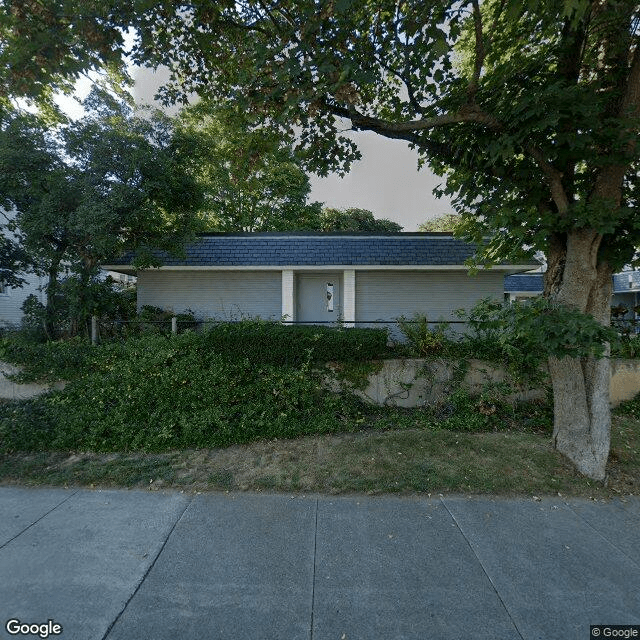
101,263,537,273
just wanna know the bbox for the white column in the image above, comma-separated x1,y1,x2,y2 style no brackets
281,269,295,323
343,269,356,327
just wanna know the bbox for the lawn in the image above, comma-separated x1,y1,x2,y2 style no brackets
1,401,637,498
0,327,637,497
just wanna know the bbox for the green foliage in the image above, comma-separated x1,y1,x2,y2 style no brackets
399,298,616,382
200,321,391,367
496,297,615,361
397,314,457,357
2,321,391,381
124,305,198,337
0,330,376,453
2,335,105,383
418,214,461,233
177,100,322,232
611,333,640,360
457,297,616,380
5,2,639,269
19,277,139,341
19,295,50,342
0,88,203,337
0,232,30,289
318,208,403,233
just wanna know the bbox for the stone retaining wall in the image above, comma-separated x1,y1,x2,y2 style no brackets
335,358,640,408
0,363,65,400
2,358,640,408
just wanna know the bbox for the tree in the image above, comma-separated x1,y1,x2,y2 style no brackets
318,207,403,232
5,1,640,479
0,89,203,336
418,214,461,233
177,101,322,232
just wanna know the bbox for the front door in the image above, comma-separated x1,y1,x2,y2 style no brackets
296,273,342,324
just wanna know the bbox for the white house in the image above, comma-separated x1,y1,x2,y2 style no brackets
0,271,46,327
0,208,45,328
104,232,536,330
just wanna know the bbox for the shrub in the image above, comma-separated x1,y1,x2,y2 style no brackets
611,333,640,359
1,335,102,382
397,314,456,357
20,294,52,343
455,297,615,381
201,320,391,366
0,332,366,452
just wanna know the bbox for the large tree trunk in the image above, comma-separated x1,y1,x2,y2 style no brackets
545,229,612,480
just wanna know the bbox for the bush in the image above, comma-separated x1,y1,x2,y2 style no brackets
611,333,640,359
201,320,391,366
20,294,52,343
0,331,367,452
397,314,456,357
0,334,102,382
456,297,615,380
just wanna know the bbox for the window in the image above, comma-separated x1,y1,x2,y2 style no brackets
0,281,7,295
326,282,334,312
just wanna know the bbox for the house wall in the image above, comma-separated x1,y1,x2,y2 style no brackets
136,270,282,320
0,271,46,327
355,270,504,327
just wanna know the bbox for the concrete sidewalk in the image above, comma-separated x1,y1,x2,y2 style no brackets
0,488,638,640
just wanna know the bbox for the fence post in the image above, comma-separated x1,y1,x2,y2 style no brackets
171,316,178,335
91,315,98,345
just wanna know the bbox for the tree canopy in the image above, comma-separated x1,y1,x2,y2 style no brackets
0,233,29,289
418,214,461,233
317,207,402,232
0,87,203,334
177,101,322,232
4,0,639,477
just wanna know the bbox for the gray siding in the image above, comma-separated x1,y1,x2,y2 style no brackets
355,270,504,326
0,271,46,327
137,270,282,320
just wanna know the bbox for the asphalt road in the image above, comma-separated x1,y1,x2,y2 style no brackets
0,487,638,640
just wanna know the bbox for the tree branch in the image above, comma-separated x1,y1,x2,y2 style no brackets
327,98,571,209
468,0,485,99
525,144,570,214
592,37,640,204
329,102,501,133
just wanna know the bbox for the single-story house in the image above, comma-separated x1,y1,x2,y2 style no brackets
503,273,545,303
504,271,640,318
104,232,535,331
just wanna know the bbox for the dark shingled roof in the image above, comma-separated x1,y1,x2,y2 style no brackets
112,233,485,267
504,273,544,293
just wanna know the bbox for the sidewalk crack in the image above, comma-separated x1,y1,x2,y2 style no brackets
101,493,194,640
0,489,79,551
309,497,319,640
565,500,640,571
440,498,526,640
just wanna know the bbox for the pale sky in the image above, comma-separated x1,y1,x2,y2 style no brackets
49,65,448,232
308,132,455,231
